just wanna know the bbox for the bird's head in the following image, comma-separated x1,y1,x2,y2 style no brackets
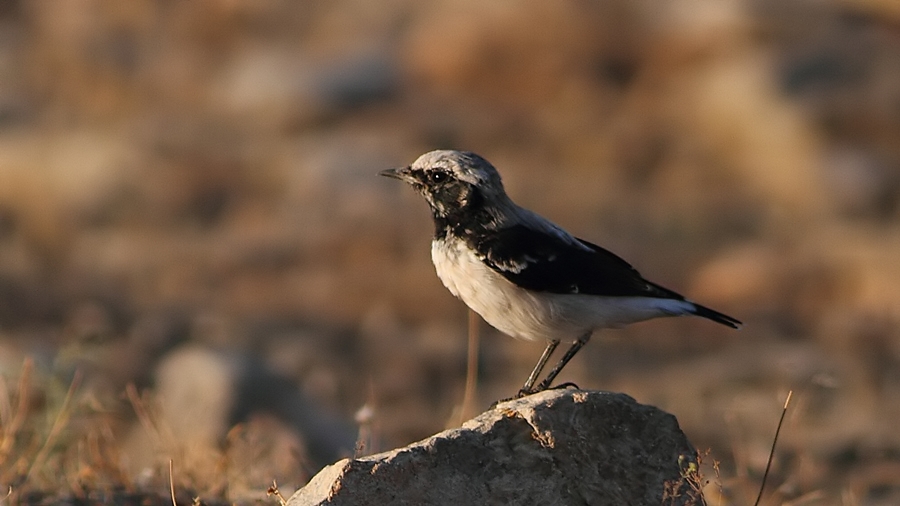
380,150,508,220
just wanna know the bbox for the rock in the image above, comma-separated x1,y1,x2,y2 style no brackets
122,344,357,478
288,389,704,506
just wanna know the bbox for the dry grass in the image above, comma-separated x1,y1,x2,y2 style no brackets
0,348,887,505
0,359,293,505
0,359,137,503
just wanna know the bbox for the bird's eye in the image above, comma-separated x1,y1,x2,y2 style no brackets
428,171,448,184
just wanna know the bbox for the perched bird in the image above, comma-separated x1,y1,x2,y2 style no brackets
381,150,741,397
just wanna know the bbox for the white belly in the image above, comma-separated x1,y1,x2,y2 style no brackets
431,238,690,342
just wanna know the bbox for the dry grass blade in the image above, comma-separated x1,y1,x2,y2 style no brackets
266,479,288,506
754,390,793,506
354,382,378,458
458,309,481,425
126,383,162,445
169,459,177,506
713,460,724,506
0,358,34,464
25,369,82,483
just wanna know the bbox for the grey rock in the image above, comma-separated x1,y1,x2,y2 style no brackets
289,389,704,506
122,344,356,477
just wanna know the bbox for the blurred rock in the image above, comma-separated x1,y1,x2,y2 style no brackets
288,390,704,506
123,344,356,479
215,48,398,129
156,345,236,448
823,146,899,220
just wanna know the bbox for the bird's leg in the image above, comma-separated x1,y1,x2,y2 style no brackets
516,339,559,397
535,331,592,392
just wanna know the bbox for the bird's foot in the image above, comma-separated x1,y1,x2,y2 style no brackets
490,395,513,408
491,383,581,409
550,381,580,391
490,387,539,408
516,387,537,398
535,377,581,391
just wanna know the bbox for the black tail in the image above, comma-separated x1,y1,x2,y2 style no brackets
646,280,742,329
690,303,742,329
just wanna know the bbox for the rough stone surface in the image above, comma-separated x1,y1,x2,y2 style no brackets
288,390,705,506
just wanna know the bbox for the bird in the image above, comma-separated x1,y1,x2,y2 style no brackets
380,150,741,397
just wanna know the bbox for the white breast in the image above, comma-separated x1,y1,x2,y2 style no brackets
430,237,695,342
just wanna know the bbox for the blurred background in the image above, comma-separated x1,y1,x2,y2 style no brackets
0,0,899,504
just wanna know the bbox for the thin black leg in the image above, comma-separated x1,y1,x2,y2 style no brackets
517,339,559,397
536,331,592,392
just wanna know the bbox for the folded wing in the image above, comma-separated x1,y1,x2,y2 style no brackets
473,224,670,298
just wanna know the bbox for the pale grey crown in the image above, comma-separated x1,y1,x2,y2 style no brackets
410,150,507,198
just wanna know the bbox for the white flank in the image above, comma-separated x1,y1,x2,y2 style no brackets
431,237,695,343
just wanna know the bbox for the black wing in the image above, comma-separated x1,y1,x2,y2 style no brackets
473,224,681,299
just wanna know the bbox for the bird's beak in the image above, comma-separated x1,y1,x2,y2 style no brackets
379,166,412,182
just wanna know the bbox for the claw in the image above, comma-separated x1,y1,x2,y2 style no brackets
551,382,580,391
516,388,535,398
491,386,538,408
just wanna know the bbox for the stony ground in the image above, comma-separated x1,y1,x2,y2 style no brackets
1,1,899,504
